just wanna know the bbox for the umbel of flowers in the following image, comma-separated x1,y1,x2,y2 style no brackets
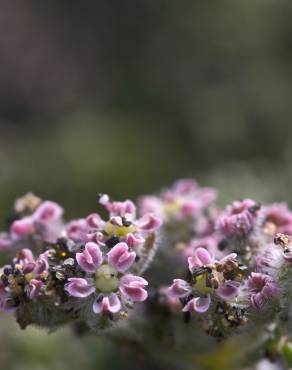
1,180,292,366
0,193,162,331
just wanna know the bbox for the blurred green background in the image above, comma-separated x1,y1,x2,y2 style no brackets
1,1,292,369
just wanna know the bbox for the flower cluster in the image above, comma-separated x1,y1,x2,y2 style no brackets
1,178,292,368
0,193,162,331
0,193,64,251
139,179,218,241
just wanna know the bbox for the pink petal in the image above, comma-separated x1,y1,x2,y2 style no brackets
86,213,103,228
107,242,136,272
196,248,213,265
168,279,191,298
125,233,145,247
216,281,240,300
33,201,63,224
34,252,49,275
119,274,148,302
92,293,121,314
65,278,95,298
188,247,213,271
66,219,90,243
11,217,34,236
18,248,34,264
76,242,103,272
29,279,44,299
220,253,237,263
182,295,211,313
136,213,162,232
22,262,35,274
106,200,136,219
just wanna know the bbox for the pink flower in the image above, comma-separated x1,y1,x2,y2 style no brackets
168,247,240,315
247,273,278,310
76,242,103,272
100,196,136,220
17,249,48,276
65,278,96,298
92,293,121,314
119,275,148,301
107,242,136,273
139,179,217,223
217,199,259,237
11,217,34,236
33,201,63,224
261,203,292,235
66,219,90,243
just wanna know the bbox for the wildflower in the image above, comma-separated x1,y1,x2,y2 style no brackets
247,272,278,310
139,179,217,223
65,242,148,315
261,203,292,236
9,199,64,245
168,248,242,314
217,199,260,237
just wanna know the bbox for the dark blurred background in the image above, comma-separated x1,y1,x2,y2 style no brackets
1,1,292,369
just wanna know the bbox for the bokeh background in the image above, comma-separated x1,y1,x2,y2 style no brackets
1,1,292,369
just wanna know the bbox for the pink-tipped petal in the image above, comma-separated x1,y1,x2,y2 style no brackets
86,213,103,228
188,247,213,271
182,295,211,313
107,242,136,272
28,279,44,299
18,248,34,264
125,233,145,247
65,277,95,298
34,252,49,275
92,293,121,314
76,242,103,272
120,274,148,302
136,213,162,232
168,279,191,298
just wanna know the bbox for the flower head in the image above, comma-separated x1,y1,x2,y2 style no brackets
247,272,278,310
65,240,148,316
217,199,259,237
168,248,243,314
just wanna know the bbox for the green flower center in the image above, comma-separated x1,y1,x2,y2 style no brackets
95,264,120,293
104,222,136,237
